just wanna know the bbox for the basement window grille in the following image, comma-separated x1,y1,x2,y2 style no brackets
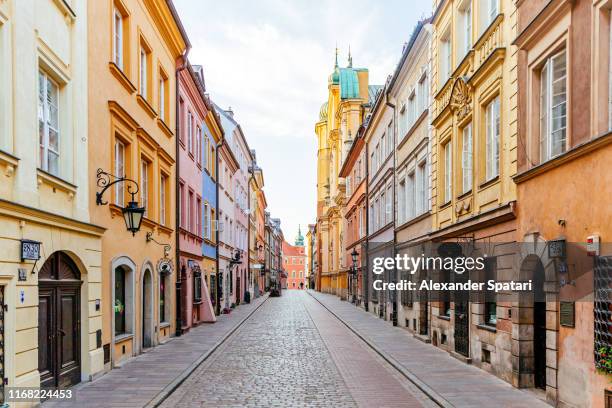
594,257,612,368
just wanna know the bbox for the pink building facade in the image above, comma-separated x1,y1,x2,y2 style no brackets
177,62,215,330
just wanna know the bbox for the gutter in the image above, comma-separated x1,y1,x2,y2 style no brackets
385,96,397,326
215,136,224,316
174,51,189,337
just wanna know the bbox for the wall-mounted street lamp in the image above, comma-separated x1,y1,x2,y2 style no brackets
350,248,358,304
96,168,145,236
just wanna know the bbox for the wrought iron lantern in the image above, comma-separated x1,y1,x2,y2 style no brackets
96,168,145,236
350,248,359,276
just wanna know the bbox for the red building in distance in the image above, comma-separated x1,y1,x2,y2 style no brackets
282,227,306,289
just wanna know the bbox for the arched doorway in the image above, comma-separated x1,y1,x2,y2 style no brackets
38,252,82,389
142,269,153,349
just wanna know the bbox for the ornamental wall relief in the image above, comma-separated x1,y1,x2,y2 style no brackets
449,76,472,121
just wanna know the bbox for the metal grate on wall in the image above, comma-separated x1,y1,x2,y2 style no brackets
594,257,612,368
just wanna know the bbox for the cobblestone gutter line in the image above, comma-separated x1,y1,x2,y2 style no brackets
306,291,452,408
146,295,270,408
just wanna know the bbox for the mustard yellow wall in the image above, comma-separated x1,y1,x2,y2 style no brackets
430,0,517,231
88,0,186,366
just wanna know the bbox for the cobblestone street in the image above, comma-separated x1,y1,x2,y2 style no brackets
160,291,434,408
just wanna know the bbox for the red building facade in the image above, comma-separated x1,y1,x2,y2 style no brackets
282,233,306,289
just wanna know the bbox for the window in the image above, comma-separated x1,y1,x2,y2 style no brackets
179,183,186,228
188,191,194,233
179,98,185,143
113,7,124,70
444,142,452,203
194,273,202,303
386,185,393,224
387,122,393,153
187,111,193,154
407,172,415,219
160,174,167,225
488,0,498,25
417,161,428,214
141,160,149,216
440,30,452,82
114,266,131,335
196,197,202,235
408,91,416,128
398,178,406,224
196,127,202,164
139,47,148,98
204,202,210,239
38,71,60,176
114,139,125,206
160,273,166,323
418,74,429,114
461,1,472,57
158,70,168,122
484,257,497,326
540,50,567,162
462,123,472,193
485,97,500,180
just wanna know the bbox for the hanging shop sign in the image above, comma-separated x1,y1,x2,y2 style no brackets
157,258,173,274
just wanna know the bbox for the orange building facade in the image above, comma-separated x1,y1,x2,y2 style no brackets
282,238,306,290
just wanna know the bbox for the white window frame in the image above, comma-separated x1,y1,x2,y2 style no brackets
113,8,123,70
485,97,500,180
417,160,428,214
462,123,473,193
159,76,165,120
141,160,149,216
462,1,472,57
418,74,429,114
444,142,452,203
407,171,415,220
114,139,125,206
488,0,498,24
38,71,60,176
398,178,406,224
140,47,147,98
440,30,452,81
539,50,567,162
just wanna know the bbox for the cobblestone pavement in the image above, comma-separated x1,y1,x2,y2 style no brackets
160,291,434,408
44,295,268,408
308,291,550,408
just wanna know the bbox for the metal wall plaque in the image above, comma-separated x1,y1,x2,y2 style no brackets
548,239,566,259
18,268,27,281
20,240,41,261
560,301,575,327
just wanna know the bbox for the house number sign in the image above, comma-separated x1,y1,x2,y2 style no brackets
20,240,41,261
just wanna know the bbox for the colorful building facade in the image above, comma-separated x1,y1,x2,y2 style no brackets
315,51,378,299
177,62,214,331
282,229,306,289
88,0,187,368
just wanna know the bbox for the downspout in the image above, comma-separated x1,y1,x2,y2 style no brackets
385,96,397,326
364,138,369,313
247,166,253,300
215,137,224,316
175,58,188,337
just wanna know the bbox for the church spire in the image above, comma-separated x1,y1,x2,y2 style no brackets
348,45,353,68
295,224,305,246
334,45,339,68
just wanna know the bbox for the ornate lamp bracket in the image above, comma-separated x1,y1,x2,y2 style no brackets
96,168,140,205
146,232,171,258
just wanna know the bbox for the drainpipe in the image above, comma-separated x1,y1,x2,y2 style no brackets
175,58,188,338
215,137,224,316
364,138,369,313
385,96,397,326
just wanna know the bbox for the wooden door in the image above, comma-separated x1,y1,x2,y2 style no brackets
38,252,81,389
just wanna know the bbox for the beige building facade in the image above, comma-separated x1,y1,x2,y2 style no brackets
0,0,105,399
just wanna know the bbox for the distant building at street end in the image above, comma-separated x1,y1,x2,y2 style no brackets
283,230,306,289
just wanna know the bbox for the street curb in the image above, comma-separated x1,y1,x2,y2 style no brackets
145,294,270,408
306,290,454,408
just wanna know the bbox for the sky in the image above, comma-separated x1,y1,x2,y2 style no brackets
173,0,432,243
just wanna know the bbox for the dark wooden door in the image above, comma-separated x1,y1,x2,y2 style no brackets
38,252,81,390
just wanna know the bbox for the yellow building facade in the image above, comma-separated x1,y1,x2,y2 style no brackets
87,0,187,368
0,0,105,399
315,52,374,299
429,0,519,384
